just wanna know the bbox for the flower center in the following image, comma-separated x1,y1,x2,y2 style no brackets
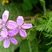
18,26,21,29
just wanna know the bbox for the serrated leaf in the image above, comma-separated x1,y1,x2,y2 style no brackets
46,18,52,33
43,32,52,38
35,18,47,31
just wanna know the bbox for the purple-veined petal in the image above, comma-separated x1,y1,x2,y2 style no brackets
1,28,8,37
2,10,9,22
8,29,18,36
7,20,17,29
3,39,10,48
19,29,27,38
16,16,24,26
10,38,18,45
22,23,32,29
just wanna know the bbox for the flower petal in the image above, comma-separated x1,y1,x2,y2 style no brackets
3,39,10,48
8,29,18,36
0,19,2,29
17,16,24,26
1,28,8,37
2,10,9,22
19,29,27,38
0,19,2,24
22,23,32,29
10,38,18,45
7,20,17,29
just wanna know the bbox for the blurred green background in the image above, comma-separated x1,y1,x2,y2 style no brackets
0,0,52,52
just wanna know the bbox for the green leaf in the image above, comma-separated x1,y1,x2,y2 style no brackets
27,28,36,41
35,18,47,31
31,39,39,52
20,39,39,52
43,32,52,38
46,41,52,46
47,47,52,52
20,40,31,52
46,17,52,33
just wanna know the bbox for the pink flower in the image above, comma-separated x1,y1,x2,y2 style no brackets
0,10,17,37
0,36,18,48
0,10,9,37
7,16,32,38
0,10,18,48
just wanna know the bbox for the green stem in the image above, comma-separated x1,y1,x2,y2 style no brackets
28,41,32,52
40,0,46,16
